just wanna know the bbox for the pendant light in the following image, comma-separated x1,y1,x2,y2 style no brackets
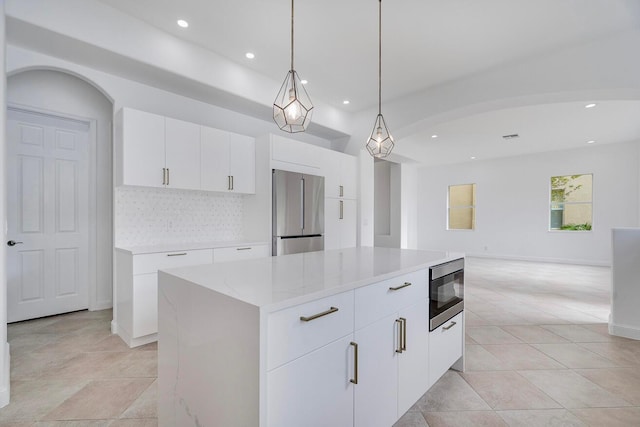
366,0,394,158
273,0,313,133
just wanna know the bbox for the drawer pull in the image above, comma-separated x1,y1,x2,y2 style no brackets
167,253,187,257
236,247,252,251
443,321,457,331
389,282,412,291
350,341,358,384
299,306,339,322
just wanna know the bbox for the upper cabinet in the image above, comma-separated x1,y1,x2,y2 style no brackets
116,108,255,194
324,150,357,200
165,117,201,191
116,108,165,188
201,127,255,194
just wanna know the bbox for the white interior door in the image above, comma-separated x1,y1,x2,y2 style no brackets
7,108,90,322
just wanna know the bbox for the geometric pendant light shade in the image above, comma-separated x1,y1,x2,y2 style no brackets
366,0,394,158
273,0,313,133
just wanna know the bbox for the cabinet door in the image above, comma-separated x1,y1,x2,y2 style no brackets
213,245,268,263
398,299,429,416
201,126,231,192
165,117,201,190
120,108,165,188
340,199,357,248
267,334,354,427
228,133,255,194
354,313,398,427
324,198,341,250
340,154,358,199
323,150,342,198
132,273,158,337
429,312,464,387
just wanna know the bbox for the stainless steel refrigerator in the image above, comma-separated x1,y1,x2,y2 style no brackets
272,169,324,256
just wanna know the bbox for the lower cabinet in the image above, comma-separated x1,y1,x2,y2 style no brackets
115,244,268,347
428,312,464,387
267,335,355,427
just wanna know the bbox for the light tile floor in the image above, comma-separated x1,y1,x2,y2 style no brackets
396,257,640,427
1,257,638,426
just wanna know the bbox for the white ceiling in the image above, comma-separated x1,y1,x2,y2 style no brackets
82,1,640,164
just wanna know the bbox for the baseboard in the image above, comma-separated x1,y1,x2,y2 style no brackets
113,322,157,348
609,322,640,340
111,319,118,335
0,343,10,408
91,301,113,311
466,252,610,267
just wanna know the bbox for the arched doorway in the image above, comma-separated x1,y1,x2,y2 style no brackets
6,69,113,321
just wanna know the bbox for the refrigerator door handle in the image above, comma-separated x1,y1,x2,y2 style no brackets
301,177,305,231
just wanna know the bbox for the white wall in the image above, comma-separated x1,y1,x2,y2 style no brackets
359,150,374,247
0,1,9,408
400,163,419,249
417,141,640,265
7,69,114,309
374,161,401,248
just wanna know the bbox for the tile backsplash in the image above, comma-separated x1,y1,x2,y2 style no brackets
115,186,244,247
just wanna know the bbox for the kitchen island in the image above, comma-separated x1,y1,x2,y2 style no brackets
157,247,464,427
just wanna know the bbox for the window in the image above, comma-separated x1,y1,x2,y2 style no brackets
550,174,592,231
448,184,476,230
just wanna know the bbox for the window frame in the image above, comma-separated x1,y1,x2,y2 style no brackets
548,173,593,232
447,183,476,231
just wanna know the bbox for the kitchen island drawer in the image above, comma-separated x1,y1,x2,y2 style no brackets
355,269,428,329
132,249,213,275
429,311,464,387
267,290,354,370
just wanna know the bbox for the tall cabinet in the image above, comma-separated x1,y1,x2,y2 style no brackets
324,150,358,250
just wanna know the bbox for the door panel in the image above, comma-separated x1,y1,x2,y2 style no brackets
7,109,90,322
228,133,255,194
201,126,230,192
165,117,201,190
302,174,324,235
273,170,303,237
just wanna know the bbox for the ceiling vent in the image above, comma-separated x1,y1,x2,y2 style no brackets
502,133,519,140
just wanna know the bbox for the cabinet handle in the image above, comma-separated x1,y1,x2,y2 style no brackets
231,175,234,190
162,168,166,185
389,282,412,291
299,306,338,322
395,318,403,353
401,317,407,352
350,341,358,384
442,321,457,331
227,176,231,190
236,247,252,251
166,253,187,257
167,168,170,185
339,185,344,197
339,200,343,220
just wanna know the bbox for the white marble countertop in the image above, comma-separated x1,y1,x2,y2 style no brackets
115,240,269,255
159,247,464,312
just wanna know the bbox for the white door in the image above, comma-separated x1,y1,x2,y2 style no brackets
6,109,90,322
397,299,429,416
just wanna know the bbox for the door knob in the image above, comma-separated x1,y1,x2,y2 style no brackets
7,240,23,247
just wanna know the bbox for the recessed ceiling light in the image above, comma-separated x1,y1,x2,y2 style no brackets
343,100,350,105
177,19,189,28
245,52,255,59
300,79,308,85
431,134,438,139
587,140,595,144
470,156,476,160
585,103,596,109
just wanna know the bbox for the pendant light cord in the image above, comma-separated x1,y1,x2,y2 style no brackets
378,0,382,115
291,0,295,71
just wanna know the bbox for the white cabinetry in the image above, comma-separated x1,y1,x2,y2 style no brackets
116,108,254,193
429,311,464,387
201,127,255,194
325,198,357,250
266,291,355,427
116,108,165,188
353,270,429,425
165,117,201,191
115,248,213,347
115,243,267,347
325,150,358,199
213,244,268,263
